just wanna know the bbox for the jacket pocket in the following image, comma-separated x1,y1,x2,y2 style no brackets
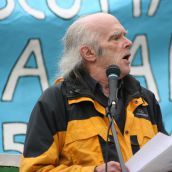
132,118,155,148
130,120,155,155
64,118,105,165
128,118,156,149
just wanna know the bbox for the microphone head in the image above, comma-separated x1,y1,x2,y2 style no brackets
106,65,120,78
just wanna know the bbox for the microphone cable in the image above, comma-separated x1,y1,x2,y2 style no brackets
105,115,113,172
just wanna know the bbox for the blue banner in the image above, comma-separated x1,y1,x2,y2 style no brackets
0,0,172,155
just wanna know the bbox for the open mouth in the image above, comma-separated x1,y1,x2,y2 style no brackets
122,53,131,60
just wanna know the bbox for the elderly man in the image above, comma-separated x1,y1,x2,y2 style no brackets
20,13,167,172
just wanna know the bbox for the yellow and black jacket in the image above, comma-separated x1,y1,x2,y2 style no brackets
20,69,167,172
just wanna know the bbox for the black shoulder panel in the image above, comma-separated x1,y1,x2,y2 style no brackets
23,85,67,157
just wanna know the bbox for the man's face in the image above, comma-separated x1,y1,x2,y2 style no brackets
96,19,132,78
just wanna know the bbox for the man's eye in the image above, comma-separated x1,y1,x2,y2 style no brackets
113,35,120,40
109,32,125,41
112,34,120,40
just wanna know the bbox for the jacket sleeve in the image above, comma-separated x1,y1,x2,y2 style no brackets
142,87,168,135
152,94,168,135
20,85,96,172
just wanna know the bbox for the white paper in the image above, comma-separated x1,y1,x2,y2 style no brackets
0,154,21,167
126,132,172,172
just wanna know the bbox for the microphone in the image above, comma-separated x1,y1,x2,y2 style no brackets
106,65,120,115
105,65,127,172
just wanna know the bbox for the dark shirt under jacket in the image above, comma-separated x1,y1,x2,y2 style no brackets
82,71,126,134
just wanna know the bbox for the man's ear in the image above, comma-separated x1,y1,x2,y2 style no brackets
80,46,96,62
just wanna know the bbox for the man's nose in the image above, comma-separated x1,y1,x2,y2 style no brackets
123,38,132,49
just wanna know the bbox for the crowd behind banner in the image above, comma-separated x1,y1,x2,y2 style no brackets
0,0,172,157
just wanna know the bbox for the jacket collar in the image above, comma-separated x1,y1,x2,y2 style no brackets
62,68,142,102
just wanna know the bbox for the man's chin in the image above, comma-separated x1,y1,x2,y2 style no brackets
119,69,130,79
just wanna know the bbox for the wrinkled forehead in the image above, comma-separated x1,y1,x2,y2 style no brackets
88,18,126,39
72,13,126,39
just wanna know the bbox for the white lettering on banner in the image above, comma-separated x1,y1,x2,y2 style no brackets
133,0,160,17
99,0,109,13
133,0,141,17
2,39,49,101
170,39,172,100
0,0,109,20
47,0,81,19
3,123,27,153
18,0,45,19
148,0,160,16
0,0,15,20
130,35,160,101
0,0,161,19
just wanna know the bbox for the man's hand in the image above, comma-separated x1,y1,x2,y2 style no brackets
94,161,129,172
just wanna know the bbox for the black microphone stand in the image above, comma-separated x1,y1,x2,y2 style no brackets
106,94,127,172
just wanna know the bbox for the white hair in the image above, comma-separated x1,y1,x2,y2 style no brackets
58,17,102,77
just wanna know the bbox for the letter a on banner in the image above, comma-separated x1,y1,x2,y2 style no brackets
130,35,160,101
2,39,49,101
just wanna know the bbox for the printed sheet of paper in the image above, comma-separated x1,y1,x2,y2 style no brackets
125,132,172,172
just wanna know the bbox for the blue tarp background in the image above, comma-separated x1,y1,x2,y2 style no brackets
0,0,172,154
